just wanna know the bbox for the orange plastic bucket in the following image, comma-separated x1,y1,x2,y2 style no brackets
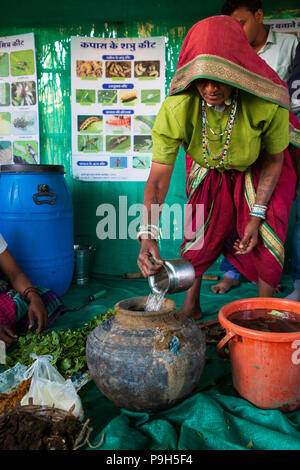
217,298,300,412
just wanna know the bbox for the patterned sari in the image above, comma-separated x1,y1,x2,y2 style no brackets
0,280,66,332
168,15,300,287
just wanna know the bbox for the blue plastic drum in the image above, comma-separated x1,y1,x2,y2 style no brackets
0,164,74,296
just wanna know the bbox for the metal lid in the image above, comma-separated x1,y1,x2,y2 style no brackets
0,164,65,174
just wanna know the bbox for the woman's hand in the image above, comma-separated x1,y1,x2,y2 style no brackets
0,325,18,348
0,249,48,334
234,151,285,256
138,239,164,278
27,293,48,334
137,162,174,278
234,216,261,255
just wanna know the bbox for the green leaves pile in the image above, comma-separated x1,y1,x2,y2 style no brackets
5,309,116,378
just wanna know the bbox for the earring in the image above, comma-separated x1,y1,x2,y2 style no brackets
224,97,232,106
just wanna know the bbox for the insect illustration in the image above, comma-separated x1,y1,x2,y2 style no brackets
16,61,28,71
26,143,38,162
80,137,99,152
79,116,102,132
108,136,129,150
120,92,138,103
106,116,131,129
12,81,36,106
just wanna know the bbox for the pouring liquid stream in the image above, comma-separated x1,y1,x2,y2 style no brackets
145,290,167,312
144,258,195,311
145,260,168,312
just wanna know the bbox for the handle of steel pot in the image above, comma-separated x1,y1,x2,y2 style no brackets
33,184,56,205
217,330,237,359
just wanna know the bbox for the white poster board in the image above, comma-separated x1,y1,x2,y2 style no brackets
71,36,165,181
264,18,300,37
0,33,39,165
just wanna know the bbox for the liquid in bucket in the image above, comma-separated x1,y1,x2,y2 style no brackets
218,298,300,411
228,308,300,333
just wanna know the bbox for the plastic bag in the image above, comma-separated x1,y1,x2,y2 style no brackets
0,363,28,394
21,354,83,417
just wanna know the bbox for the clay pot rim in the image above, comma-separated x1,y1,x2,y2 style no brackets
114,296,177,318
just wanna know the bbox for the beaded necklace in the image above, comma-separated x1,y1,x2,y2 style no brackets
206,110,230,136
201,89,238,169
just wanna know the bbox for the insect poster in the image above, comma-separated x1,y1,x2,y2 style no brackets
71,36,165,181
0,33,39,165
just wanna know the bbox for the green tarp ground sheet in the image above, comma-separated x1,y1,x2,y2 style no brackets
6,272,298,452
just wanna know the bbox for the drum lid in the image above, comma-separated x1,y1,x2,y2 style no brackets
0,164,65,174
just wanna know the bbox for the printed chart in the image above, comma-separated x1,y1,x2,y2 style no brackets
71,36,165,181
0,33,39,165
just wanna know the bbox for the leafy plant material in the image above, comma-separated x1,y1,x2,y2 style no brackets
5,309,116,378
268,310,285,318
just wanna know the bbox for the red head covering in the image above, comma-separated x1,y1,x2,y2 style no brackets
169,15,289,109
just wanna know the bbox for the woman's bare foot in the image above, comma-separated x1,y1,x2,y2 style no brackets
211,275,240,294
258,277,275,297
177,305,203,321
177,276,202,320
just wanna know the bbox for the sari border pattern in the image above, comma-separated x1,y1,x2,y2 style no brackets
187,162,209,200
245,169,284,268
183,163,285,266
289,123,300,149
181,162,221,255
169,54,289,109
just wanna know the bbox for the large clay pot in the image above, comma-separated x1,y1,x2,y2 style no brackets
86,296,206,412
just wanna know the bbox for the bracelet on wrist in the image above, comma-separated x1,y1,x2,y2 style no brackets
250,203,267,220
249,211,266,220
137,224,160,243
22,286,39,301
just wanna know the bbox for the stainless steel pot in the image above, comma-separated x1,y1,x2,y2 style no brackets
148,258,195,295
73,244,95,285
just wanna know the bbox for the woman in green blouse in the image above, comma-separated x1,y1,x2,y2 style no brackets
137,16,298,319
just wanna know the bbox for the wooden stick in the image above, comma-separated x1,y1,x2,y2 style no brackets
123,273,220,281
124,272,143,279
202,274,219,281
197,318,220,329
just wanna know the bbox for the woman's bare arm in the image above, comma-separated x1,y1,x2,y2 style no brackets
255,151,284,205
236,151,284,254
0,249,48,333
137,162,174,277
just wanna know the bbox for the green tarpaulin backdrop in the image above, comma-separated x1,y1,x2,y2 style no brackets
0,0,299,276
1,0,300,451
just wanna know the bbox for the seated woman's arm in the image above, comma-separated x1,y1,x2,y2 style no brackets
0,249,48,334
